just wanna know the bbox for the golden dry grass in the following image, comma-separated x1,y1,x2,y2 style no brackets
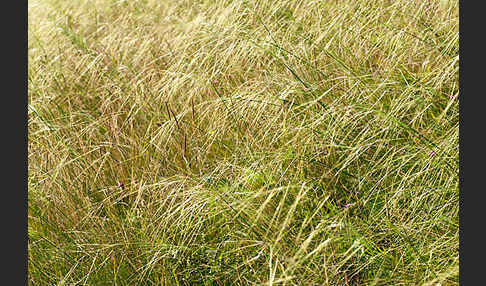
28,0,458,285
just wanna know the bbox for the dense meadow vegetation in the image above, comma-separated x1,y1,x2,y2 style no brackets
28,0,459,285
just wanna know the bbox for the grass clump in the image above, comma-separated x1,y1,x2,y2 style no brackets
28,0,458,285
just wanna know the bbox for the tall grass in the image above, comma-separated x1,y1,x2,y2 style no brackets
28,0,459,285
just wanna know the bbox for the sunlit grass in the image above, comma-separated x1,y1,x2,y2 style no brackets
28,0,458,284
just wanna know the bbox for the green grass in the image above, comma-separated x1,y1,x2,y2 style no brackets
28,0,459,285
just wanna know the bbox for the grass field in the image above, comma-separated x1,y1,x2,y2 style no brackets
28,0,459,285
